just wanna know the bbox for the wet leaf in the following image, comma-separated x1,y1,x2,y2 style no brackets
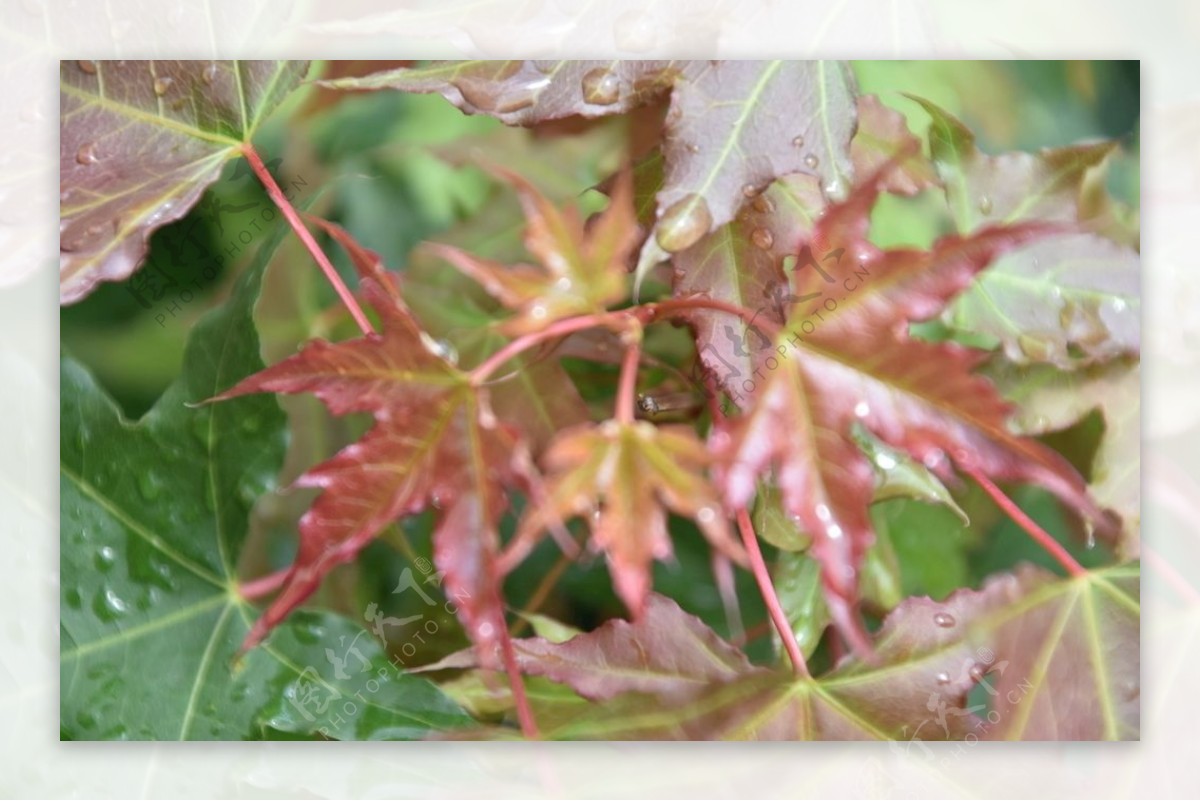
60,60,308,303
328,61,858,284
211,251,524,661
516,569,1138,741
989,358,1140,556
526,588,1007,740
60,235,468,740
712,160,1104,655
426,167,636,335
979,564,1140,740
912,97,1140,367
422,593,753,701
508,420,744,616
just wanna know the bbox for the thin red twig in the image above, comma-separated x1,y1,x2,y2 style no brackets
241,143,374,336
239,567,289,600
963,465,1088,578
614,331,642,425
736,509,810,677
469,312,627,385
495,604,540,739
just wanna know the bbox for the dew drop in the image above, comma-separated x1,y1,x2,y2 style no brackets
823,176,848,203
554,276,573,292
874,451,897,471
77,59,97,75
655,194,712,253
854,401,870,419
75,142,99,165
455,80,500,113
978,195,993,215
968,662,986,682
1084,519,1097,550
935,671,951,685
581,67,621,106
95,546,116,572
292,620,323,645
1111,298,1128,313
202,63,218,85
742,183,761,199
153,76,173,96
750,228,774,250
686,142,700,154
1017,333,1054,361
826,524,844,540
697,507,716,524
933,612,956,628
477,621,495,638
64,588,83,610
137,472,162,501
496,92,536,114
814,504,832,523
751,195,775,215
803,153,819,169
792,134,805,148
95,588,129,620
530,303,548,320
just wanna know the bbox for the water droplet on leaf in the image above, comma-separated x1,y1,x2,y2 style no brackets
751,195,775,215
75,142,99,165
803,154,819,169
153,76,173,96
95,546,116,571
202,63,218,85
581,67,621,106
77,60,97,75
854,401,870,418
137,472,163,500
792,135,805,148
935,671,951,685
933,612,955,628
655,194,712,253
750,228,774,250
978,195,993,215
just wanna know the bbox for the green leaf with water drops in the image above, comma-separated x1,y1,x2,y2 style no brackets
852,427,968,523
60,232,470,740
910,97,1140,368
60,60,309,303
987,357,1141,557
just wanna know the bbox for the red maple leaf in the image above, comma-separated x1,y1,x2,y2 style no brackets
214,276,522,661
710,160,1106,655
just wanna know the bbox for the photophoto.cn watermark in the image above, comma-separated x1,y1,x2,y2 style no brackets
285,555,471,737
124,157,309,325
674,244,872,415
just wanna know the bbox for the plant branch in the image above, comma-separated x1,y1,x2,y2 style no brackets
963,466,1088,578
238,567,289,601
736,509,809,677
470,312,627,386
614,327,643,424
494,602,540,739
241,143,374,336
